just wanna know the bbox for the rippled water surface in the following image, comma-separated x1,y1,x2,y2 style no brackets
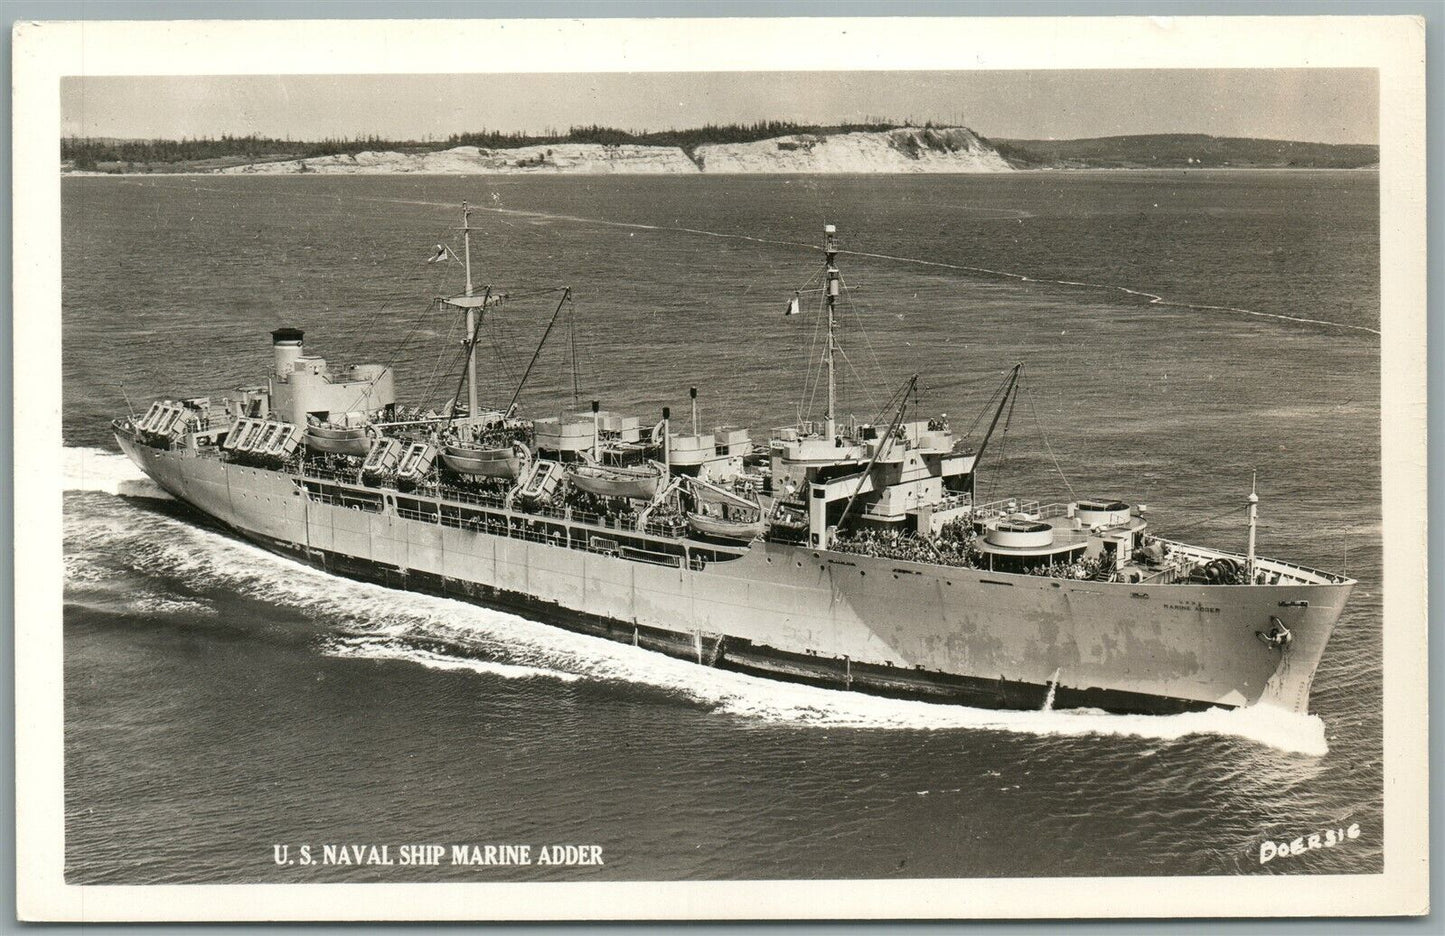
62,172,1381,882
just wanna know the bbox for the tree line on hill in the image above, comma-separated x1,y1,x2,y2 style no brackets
62,120,906,169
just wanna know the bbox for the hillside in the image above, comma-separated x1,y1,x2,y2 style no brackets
63,125,1015,176
218,143,699,175
989,134,1378,170
696,127,1008,173
61,128,1378,176
220,126,1012,176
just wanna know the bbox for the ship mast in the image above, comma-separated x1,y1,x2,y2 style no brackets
1247,471,1259,582
824,223,840,441
462,202,479,419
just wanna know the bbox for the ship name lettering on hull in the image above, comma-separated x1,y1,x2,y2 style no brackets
1163,602,1220,614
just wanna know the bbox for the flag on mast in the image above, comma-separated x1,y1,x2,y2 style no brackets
784,293,802,316
427,244,450,264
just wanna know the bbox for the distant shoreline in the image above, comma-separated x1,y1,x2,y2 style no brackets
62,165,1381,178
61,129,1379,177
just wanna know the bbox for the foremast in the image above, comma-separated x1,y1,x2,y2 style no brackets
462,202,479,419
823,223,840,442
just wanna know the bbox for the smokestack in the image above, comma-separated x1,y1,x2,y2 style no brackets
271,327,304,379
591,400,600,460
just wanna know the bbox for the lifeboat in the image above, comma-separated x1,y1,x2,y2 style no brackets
395,442,438,482
137,401,187,440
682,474,766,540
233,418,267,453
221,417,253,451
566,462,662,500
255,421,284,454
516,459,562,502
440,442,525,478
362,437,403,476
305,423,372,456
686,511,767,542
267,423,303,459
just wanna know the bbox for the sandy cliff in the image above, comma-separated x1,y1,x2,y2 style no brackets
214,127,1013,176
219,143,700,175
696,127,1011,173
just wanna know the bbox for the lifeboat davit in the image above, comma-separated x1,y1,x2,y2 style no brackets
440,443,525,478
686,512,767,542
566,462,662,500
305,424,372,457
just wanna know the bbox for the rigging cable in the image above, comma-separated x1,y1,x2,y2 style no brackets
568,298,581,407
1020,377,1079,502
836,272,892,401
979,381,1019,505
958,371,1012,443
418,310,460,409
1164,503,1250,535
340,297,440,414
794,266,825,424
833,343,879,417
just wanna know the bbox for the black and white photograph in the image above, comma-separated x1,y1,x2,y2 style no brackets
14,13,1429,922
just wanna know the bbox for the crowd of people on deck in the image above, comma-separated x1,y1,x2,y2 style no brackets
562,487,686,534
831,523,983,569
831,518,1120,580
302,451,364,478
1023,556,1106,580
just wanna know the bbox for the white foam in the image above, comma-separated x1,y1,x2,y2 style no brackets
67,479,1330,756
64,446,171,499
130,594,217,616
325,635,582,683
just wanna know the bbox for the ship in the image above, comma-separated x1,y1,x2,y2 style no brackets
113,204,1354,716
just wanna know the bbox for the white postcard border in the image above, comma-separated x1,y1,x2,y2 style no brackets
13,14,1428,921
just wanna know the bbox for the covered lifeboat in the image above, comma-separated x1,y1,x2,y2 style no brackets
441,441,528,479
566,462,663,500
304,423,372,457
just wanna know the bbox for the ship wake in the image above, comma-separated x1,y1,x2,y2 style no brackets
64,445,1328,756
65,446,171,499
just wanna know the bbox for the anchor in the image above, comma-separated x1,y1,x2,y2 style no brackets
1256,616,1293,650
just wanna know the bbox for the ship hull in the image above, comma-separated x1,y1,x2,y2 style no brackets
115,434,1351,716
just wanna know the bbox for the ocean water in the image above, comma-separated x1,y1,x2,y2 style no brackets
61,171,1382,883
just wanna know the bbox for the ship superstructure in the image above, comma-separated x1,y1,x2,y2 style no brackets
114,205,1353,716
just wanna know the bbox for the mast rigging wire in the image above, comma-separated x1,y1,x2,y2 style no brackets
339,297,438,414
1019,377,1079,502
